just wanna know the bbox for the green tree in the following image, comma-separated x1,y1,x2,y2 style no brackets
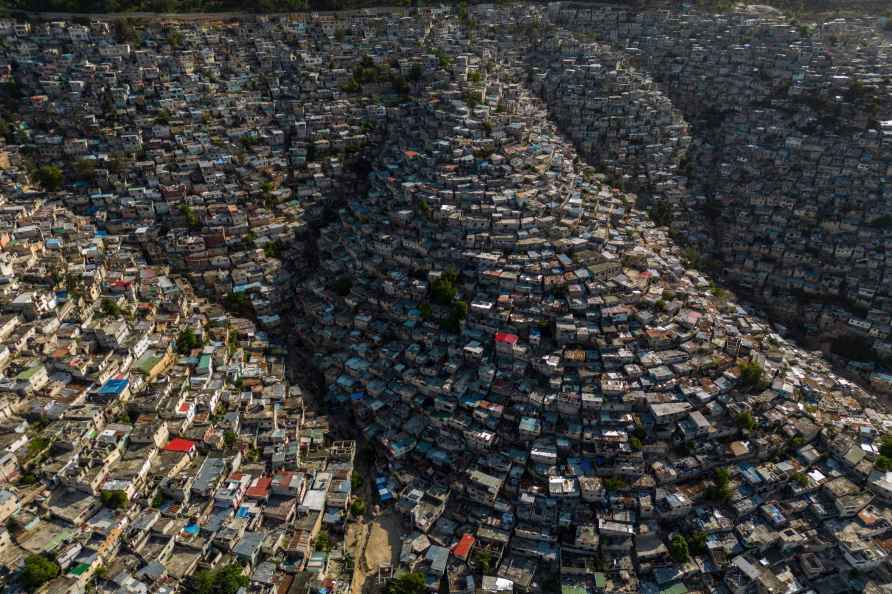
5,516,20,534
263,240,284,259
418,303,432,320
384,572,427,594
113,18,139,44
603,477,625,491
182,564,247,594
18,473,38,486
687,531,707,555
390,72,409,97
739,361,764,390
350,497,366,517
223,430,238,448
224,292,251,314
151,493,166,509
736,411,756,432
100,298,123,318
20,554,60,592
472,550,492,572
705,467,733,502
463,90,480,108
791,472,810,487
24,436,51,465
35,165,63,192
431,276,456,306
179,204,200,230
418,198,431,218
167,31,183,49
629,436,643,451
314,531,332,552
107,152,129,175
351,471,364,491
669,534,689,563
879,435,892,459
100,490,128,510
176,328,203,354
452,299,468,321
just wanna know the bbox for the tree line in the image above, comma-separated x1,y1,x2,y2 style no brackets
3,0,409,13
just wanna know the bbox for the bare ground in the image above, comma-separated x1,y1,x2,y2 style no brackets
349,510,402,594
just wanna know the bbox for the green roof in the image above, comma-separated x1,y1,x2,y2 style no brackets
134,352,162,374
16,364,45,381
68,563,90,576
594,573,607,589
661,583,689,594
562,585,588,594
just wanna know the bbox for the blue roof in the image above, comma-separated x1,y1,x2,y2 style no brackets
233,282,261,293
98,378,129,396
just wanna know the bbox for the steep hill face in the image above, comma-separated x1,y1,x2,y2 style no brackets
527,33,690,199
292,18,879,496
546,4,892,364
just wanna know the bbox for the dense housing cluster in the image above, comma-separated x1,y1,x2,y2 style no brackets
0,4,889,594
549,3,892,383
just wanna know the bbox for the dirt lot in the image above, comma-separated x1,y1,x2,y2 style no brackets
349,510,402,594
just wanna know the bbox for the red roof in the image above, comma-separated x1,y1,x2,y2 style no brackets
246,477,272,498
452,534,475,560
163,438,196,453
494,332,518,345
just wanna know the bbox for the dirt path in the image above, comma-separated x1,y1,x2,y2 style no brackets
346,520,369,594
